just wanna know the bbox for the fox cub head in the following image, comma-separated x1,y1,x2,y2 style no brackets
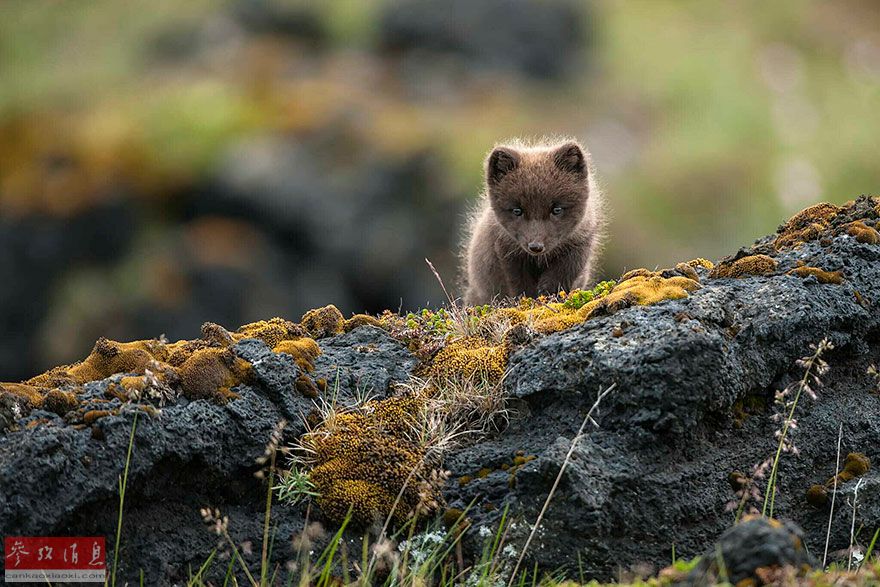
485,140,592,257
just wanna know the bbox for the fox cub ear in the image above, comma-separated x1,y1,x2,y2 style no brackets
553,142,587,176
487,147,520,185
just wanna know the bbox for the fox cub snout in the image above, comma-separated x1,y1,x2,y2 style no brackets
463,138,605,306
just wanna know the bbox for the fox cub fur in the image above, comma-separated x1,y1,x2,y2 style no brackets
463,138,605,306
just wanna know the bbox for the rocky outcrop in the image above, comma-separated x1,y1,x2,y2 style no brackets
2,198,880,584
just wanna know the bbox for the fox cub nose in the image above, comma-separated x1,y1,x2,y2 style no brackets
528,242,545,253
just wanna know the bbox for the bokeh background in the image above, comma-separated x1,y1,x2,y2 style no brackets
2,0,879,381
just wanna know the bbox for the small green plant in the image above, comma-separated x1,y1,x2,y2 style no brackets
275,464,319,506
562,281,616,310
112,411,138,587
405,307,455,335
762,338,833,518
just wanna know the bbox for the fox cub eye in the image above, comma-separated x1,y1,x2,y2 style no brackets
551,206,563,216
512,208,523,217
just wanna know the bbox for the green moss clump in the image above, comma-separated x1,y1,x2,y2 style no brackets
561,281,616,310
404,308,454,335
442,508,469,534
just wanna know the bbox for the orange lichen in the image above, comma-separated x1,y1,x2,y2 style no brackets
710,255,778,279
787,266,843,285
774,202,840,250
845,221,880,245
300,305,345,339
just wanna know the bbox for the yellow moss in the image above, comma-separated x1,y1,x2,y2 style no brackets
233,317,304,348
618,268,654,281
843,452,870,477
774,202,841,250
488,272,699,335
295,375,319,398
806,484,828,508
119,375,147,393
603,274,701,306
301,305,345,339
273,338,321,373
458,475,473,487
787,266,843,285
687,258,715,270
176,347,251,402
83,409,113,426
0,383,45,408
824,452,870,487
443,508,469,532
674,262,700,282
710,255,778,279
76,338,168,382
313,478,400,526
429,337,508,384
512,455,536,466
344,314,384,332
304,394,435,526
3,316,318,417
846,221,880,245
42,389,78,416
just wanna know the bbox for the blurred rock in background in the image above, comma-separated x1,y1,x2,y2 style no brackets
1,0,879,379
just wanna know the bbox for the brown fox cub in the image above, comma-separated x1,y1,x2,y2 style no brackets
463,138,604,306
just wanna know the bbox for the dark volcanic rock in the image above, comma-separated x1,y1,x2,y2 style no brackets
311,325,419,405
3,198,880,583
443,198,880,578
379,0,592,80
685,517,815,585
0,327,416,585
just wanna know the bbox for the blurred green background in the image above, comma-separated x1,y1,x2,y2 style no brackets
1,0,879,380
